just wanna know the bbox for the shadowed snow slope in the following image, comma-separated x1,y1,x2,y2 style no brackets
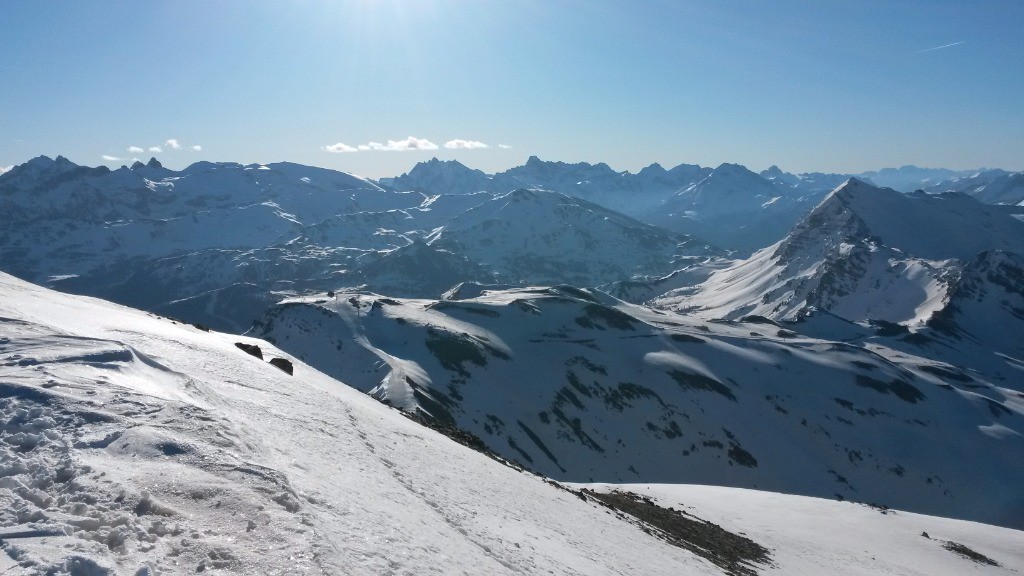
256,285,1024,530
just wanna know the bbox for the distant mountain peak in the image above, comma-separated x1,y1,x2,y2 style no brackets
638,162,666,176
146,157,163,169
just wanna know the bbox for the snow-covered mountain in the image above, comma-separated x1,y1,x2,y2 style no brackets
760,165,854,194
649,178,1024,387
385,158,836,252
656,179,1024,323
858,165,976,192
6,273,1023,574
924,169,1024,205
642,163,828,252
255,284,1024,529
382,157,494,195
0,155,414,330
1,156,722,332
428,188,719,285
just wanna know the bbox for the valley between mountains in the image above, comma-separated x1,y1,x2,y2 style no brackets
1,155,1023,574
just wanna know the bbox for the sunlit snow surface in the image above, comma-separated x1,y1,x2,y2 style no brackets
3,274,1023,574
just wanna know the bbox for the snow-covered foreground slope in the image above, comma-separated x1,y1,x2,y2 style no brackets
0,272,714,574
3,275,1023,575
583,484,1024,576
256,285,1024,530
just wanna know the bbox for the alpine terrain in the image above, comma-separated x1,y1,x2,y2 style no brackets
1,155,1023,574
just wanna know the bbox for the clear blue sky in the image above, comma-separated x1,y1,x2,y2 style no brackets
2,1,1022,178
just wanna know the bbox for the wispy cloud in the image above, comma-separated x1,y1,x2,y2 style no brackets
165,138,181,150
127,146,145,154
190,145,202,152
148,146,162,153
0,166,11,175
914,40,965,54
101,154,121,161
323,136,440,153
444,139,488,150
498,144,513,150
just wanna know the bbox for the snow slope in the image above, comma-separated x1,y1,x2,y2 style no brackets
3,274,1023,575
0,272,740,575
256,285,1024,529
584,484,1024,576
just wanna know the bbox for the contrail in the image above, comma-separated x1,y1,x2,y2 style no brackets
915,41,966,54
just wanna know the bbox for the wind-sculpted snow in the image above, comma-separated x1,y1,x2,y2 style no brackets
258,285,1024,529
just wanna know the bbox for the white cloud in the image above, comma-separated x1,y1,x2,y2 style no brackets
444,139,488,150
498,144,513,150
190,145,202,152
0,166,11,175
165,139,181,150
322,142,359,153
148,146,162,153
128,146,145,154
375,136,439,151
323,136,439,153
102,155,121,161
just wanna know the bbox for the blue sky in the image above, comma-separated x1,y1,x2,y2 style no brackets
2,0,1022,177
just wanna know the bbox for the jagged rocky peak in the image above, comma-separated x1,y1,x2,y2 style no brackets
712,162,755,175
833,176,877,195
524,155,544,167
0,155,86,187
22,154,76,172
637,162,666,176
146,157,163,169
407,157,475,175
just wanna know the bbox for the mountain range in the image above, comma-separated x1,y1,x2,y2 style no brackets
2,153,1023,571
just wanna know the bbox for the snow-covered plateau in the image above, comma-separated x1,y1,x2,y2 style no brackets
2,273,1022,575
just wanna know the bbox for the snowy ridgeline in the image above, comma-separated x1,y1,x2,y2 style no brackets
2,156,1023,337
2,273,1023,575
